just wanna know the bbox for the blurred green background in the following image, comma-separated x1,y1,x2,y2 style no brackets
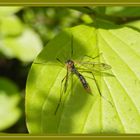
0,6,140,133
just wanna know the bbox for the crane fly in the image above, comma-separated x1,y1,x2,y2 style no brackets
54,54,113,115
53,35,113,115
54,58,93,114
66,59,92,93
34,33,113,115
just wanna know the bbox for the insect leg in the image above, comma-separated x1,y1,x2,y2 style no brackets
78,70,113,107
54,68,70,115
84,53,103,60
71,72,74,96
91,72,113,107
70,33,74,58
77,65,113,76
56,58,65,66
54,76,65,115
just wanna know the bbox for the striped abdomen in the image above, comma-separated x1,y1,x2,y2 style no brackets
75,70,92,94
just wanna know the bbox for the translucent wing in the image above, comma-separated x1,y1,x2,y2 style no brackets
77,61,111,71
78,68,114,77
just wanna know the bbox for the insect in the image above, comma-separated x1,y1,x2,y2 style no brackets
53,34,113,115
66,59,92,93
34,33,113,115
54,58,92,115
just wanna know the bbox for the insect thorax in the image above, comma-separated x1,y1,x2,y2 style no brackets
66,59,75,70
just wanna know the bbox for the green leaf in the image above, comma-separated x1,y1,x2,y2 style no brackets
104,7,140,17
26,20,140,134
70,7,94,15
0,77,21,131
0,6,22,17
0,28,43,62
125,20,140,32
0,15,23,36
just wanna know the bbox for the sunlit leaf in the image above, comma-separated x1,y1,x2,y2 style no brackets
0,7,22,17
104,7,140,17
26,20,140,134
73,7,140,18
0,77,21,131
125,20,140,32
0,15,23,36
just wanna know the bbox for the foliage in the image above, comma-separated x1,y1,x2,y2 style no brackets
26,20,140,134
0,6,140,133
0,77,21,131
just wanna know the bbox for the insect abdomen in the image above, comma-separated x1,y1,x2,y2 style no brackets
71,65,92,94
78,73,92,94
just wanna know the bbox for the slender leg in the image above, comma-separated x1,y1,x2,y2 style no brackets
71,33,74,58
54,69,70,115
78,70,113,107
70,73,74,96
64,67,69,93
84,53,103,60
56,58,64,66
34,61,62,67
54,75,67,115
77,66,114,77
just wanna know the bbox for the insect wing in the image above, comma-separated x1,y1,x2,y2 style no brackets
78,62,111,71
92,63,111,71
